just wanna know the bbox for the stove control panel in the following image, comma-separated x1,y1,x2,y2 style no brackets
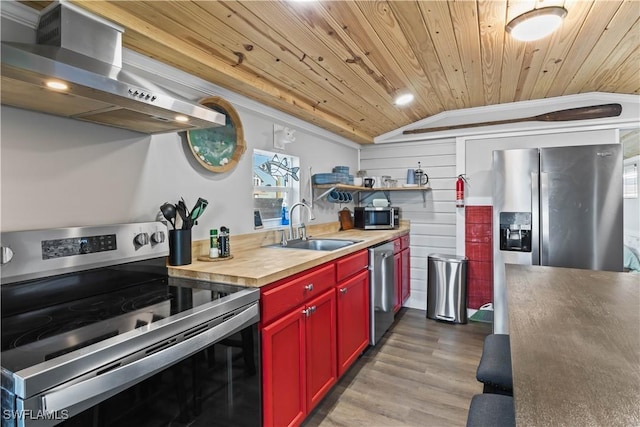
0,221,170,284
42,234,117,259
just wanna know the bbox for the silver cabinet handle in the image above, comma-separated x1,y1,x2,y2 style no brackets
40,303,258,413
304,283,314,291
309,305,316,314
302,308,310,316
340,288,348,294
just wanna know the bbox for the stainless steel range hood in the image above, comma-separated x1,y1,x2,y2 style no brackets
1,1,225,134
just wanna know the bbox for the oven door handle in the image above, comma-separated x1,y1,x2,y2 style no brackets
40,302,258,414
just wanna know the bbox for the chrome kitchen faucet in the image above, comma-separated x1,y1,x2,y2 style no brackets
287,202,316,241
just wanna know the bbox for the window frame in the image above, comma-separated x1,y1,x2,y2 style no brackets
252,149,300,229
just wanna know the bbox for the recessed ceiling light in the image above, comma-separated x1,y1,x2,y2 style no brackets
394,93,414,106
506,6,567,42
175,115,189,123
45,80,69,91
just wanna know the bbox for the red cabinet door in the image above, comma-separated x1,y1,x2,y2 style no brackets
336,269,370,377
401,248,410,304
305,289,337,412
393,251,402,312
262,308,306,427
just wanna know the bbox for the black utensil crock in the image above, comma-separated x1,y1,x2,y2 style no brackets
168,229,192,266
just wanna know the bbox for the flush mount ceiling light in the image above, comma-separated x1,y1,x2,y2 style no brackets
394,93,414,106
506,6,568,42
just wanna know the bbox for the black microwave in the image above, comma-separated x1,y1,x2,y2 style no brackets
353,207,400,230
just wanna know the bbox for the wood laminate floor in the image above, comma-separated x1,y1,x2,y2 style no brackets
302,308,492,427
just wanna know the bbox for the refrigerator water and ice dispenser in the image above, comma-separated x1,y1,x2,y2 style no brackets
499,212,532,252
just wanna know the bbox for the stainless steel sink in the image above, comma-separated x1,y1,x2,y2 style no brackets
269,238,361,251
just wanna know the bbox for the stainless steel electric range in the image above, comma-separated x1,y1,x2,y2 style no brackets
0,222,260,427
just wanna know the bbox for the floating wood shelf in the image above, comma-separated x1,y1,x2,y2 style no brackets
314,184,431,191
313,184,431,204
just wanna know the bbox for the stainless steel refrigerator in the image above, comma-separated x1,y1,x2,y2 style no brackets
492,144,623,334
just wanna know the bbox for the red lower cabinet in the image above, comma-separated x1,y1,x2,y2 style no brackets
393,250,402,312
393,234,411,312
401,246,410,304
261,250,372,426
262,289,337,427
305,290,337,410
262,307,306,427
336,269,370,377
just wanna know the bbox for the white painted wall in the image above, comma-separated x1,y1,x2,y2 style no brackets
0,105,358,237
0,13,359,239
361,139,457,310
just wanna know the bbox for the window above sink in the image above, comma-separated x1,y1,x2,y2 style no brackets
253,149,300,229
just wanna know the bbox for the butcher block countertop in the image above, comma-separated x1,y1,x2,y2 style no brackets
168,222,409,287
505,264,640,427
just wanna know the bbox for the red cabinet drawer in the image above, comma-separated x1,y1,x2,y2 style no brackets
335,250,368,282
400,234,410,250
261,263,336,325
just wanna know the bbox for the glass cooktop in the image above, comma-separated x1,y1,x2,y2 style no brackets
1,262,248,373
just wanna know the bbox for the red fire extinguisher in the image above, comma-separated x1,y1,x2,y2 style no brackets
456,174,467,208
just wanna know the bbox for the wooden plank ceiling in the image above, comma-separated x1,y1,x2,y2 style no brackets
22,1,640,144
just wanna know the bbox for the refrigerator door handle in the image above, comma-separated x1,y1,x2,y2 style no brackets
540,172,550,265
531,172,540,265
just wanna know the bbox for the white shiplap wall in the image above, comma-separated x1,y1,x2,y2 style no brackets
360,139,457,310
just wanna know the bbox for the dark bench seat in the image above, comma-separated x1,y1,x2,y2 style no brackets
476,333,513,395
466,394,515,427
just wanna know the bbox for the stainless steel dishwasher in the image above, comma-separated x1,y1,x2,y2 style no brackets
369,242,395,345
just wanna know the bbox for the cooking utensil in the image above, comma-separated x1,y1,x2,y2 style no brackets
403,103,623,135
190,198,209,223
176,200,189,229
160,203,177,229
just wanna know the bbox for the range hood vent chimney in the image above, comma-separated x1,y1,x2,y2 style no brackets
1,1,225,134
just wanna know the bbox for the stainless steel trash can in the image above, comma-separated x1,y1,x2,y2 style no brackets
426,254,468,324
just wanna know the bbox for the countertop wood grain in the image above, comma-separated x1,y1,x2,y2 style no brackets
168,225,409,287
505,264,640,427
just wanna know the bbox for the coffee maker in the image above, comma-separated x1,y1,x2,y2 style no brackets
414,162,429,186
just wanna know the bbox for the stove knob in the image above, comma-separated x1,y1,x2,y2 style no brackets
134,232,150,246
151,231,166,244
1,247,14,264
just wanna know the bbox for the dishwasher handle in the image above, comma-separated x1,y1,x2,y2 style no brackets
40,303,258,414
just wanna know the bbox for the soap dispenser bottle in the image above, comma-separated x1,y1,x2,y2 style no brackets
281,196,290,226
